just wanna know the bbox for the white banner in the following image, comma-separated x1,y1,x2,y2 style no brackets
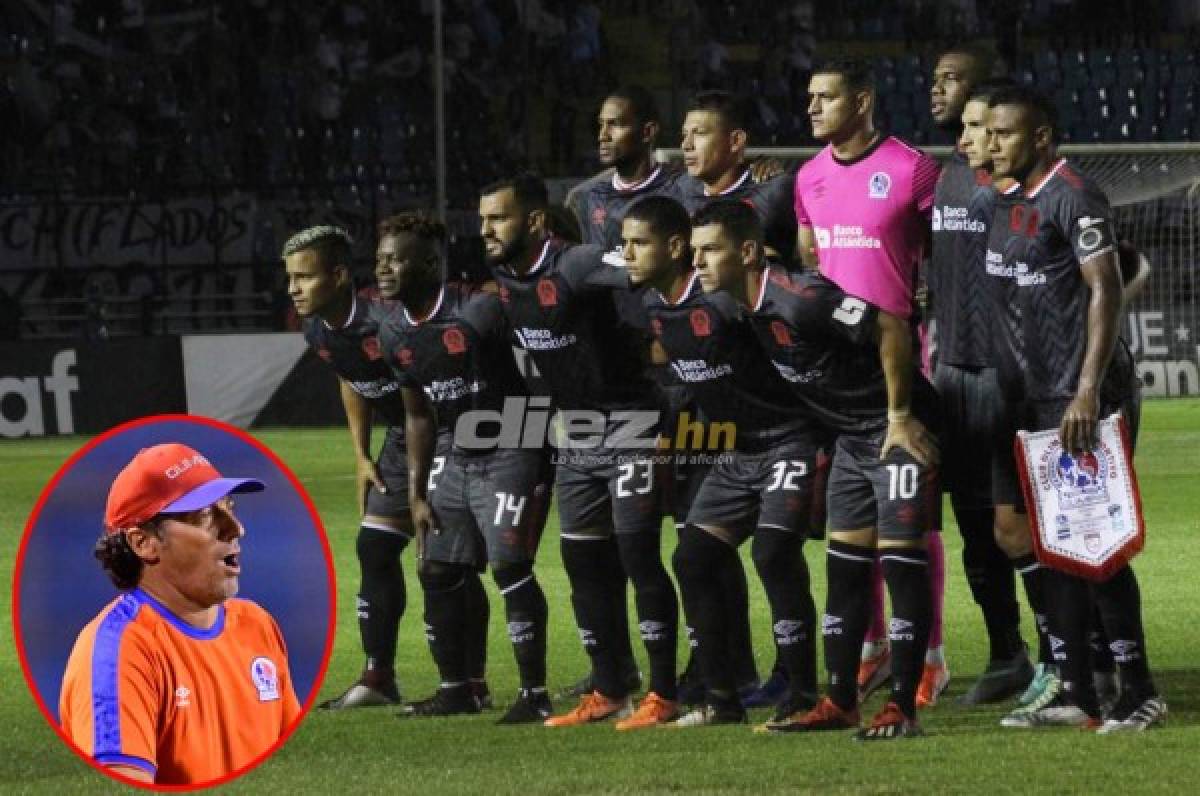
1015,413,1145,581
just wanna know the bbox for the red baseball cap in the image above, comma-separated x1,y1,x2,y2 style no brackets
104,443,265,533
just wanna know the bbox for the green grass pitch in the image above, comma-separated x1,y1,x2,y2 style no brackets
3,400,1200,794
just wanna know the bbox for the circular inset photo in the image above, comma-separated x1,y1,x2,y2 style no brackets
13,414,335,790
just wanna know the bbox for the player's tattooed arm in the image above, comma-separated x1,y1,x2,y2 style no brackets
1062,248,1123,452
339,378,386,514
877,310,938,467
402,385,438,556
795,225,819,270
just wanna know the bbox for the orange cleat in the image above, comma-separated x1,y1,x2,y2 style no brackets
857,645,892,702
543,691,632,727
615,692,680,731
762,696,860,733
916,661,951,708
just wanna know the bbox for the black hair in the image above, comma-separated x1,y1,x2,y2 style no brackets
94,522,161,590
280,225,353,271
688,90,751,131
813,57,876,93
989,84,1059,140
479,172,549,213
691,199,763,246
938,43,997,82
968,76,1018,105
624,196,692,244
606,84,661,127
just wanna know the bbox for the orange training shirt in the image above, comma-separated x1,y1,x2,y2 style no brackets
59,588,301,784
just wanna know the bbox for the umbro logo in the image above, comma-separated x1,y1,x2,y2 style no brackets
888,618,915,641
822,614,843,635
774,620,805,644
639,620,667,641
507,621,535,643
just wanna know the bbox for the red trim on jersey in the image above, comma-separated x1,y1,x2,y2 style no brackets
613,165,662,193
705,169,752,197
752,265,774,312
660,269,700,306
403,285,446,326
1025,158,1066,198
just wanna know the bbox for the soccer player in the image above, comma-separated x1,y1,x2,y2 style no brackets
624,196,823,728
794,57,949,711
283,226,490,710
704,197,940,740
678,90,799,267
676,89,802,705
371,212,555,723
60,444,299,784
927,51,1036,706
982,86,1164,731
560,84,686,702
480,173,680,727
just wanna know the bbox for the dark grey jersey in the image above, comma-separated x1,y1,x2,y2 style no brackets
929,151,995,368
984,160,1133,403
677,170,799,265
567,166,687,255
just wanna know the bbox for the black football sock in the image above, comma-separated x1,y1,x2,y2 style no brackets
882,548,932,719
418,562,470,684
356,527,408,677
720,547,759,689
1095,564,1157,697
601,537,640,685
1014,552,1051,665
494,562,548,690
824,541,875,711
753,528,817,698
462,568,489,681
1044,568,1098,715
561,537,622,697
957,505,1022,660
672,525,737,699
619,531,679,700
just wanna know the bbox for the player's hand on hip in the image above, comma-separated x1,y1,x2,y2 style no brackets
410,497,436,559
881,415,939,467
356,457,387,515
1060,388,1099,453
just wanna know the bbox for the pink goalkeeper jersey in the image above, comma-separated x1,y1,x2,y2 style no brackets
794,136,939,319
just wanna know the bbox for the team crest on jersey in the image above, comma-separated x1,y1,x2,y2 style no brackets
591,205,607,226
537,279,558,307
770,320,792,346
689,309,712,337
650,318,663,337
443,327,467,354
361,336,382,361
316,347,332,362
250,656,281,702
396,347,414,367
868,171,891,199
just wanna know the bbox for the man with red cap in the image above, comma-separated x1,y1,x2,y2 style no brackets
59,443,301,785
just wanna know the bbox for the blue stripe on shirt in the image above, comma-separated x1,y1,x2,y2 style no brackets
90,593,142,759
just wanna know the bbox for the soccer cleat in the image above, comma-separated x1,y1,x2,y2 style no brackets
471,679,494,710
742,668,789,708
398,684,482,717
615,692,680,730
857,645,892,703
855,701,924,741
671,702,747,727
1098,694,1167,734
753,690,819,734
916,661,951,708
1018,663,1061,706
318,678,402,710
956,649,1035,706
543,691,632,727
497,688,553,725
760,696,860,734
1001,681,1097,728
